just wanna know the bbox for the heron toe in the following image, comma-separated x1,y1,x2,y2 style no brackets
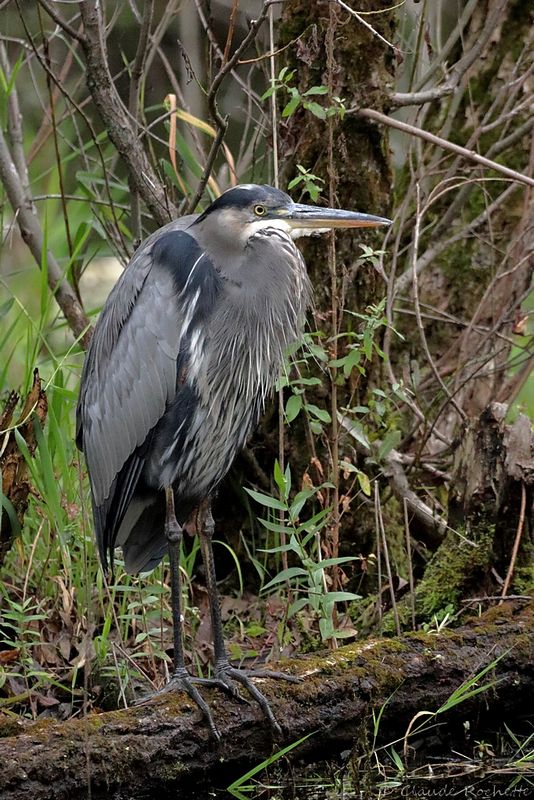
213,662,300,735
137,668,221,740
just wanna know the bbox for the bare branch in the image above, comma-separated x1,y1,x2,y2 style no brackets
383,450,448,539
390,85,454,108
79,0,175,226
37,0,85,45
186,0,276,213
0,127,91,347
355,107,534,188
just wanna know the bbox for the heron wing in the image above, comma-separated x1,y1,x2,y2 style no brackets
77,228,220,564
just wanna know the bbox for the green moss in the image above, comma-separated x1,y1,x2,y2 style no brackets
513,566,534,595
158,759,188,781
417,527,494,617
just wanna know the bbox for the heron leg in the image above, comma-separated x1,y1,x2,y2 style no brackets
163,486,220,740
198,502,299,736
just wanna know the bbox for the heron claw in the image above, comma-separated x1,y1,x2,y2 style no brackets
213,663,295,736
136,670,221,741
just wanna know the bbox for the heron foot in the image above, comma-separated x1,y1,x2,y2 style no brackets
213,662,301,736
136,668,222,740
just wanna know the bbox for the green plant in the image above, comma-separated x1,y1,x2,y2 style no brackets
227,731,316,799
247,462,361,642
287,164,325,202
262,67,346,121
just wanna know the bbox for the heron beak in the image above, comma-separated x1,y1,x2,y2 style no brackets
286,202,392,230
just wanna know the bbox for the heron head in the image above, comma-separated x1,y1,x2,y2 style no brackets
192,184,392,248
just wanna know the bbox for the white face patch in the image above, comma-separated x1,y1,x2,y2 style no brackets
246,217,293,239
289,227,330,240
246,218,331,242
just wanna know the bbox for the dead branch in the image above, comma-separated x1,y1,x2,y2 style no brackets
78,0,175,226
0,127,91,346
355,108,534,189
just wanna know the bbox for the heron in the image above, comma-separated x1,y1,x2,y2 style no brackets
76,183,391,737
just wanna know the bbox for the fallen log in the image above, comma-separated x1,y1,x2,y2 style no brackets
0,601,532,800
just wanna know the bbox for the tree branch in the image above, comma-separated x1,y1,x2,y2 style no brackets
79,0,175,226
355,107,534,188
37,0,86,45
185,0,276,213
0,128,91,347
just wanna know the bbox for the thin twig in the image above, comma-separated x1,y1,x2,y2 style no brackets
186,0,276,213
499,481,527,604
375,482,401,636
222,0,240,65
333,0,402,54
355,108,534,189
37,0,86,45
128,0,154,244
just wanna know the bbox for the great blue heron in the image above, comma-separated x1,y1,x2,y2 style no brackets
77,184,391,737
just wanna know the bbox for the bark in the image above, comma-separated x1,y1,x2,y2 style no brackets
381,404,534,631
247,0,396,557
0,371,47,570
0,602,532,800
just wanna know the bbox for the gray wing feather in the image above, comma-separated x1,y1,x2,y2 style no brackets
77,219,206,511
81,262,181,506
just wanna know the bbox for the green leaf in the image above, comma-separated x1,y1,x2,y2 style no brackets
340,418,370,450
262,567,307,591
273,458,287,499
285,393,302,422
287,597,310,618
357,471,371,496
303,85,328,96
319,617,333,640
377,430,402,460
310,556,359,571
282,95,300,117
324,591,362,602
244,487,286,511
257,518,293,534
289,488,316,519
305,403,331,423
304,101,327,119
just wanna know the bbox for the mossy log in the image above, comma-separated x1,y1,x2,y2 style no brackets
1,602,533,800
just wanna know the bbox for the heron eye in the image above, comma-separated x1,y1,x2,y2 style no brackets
254,204,266,216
